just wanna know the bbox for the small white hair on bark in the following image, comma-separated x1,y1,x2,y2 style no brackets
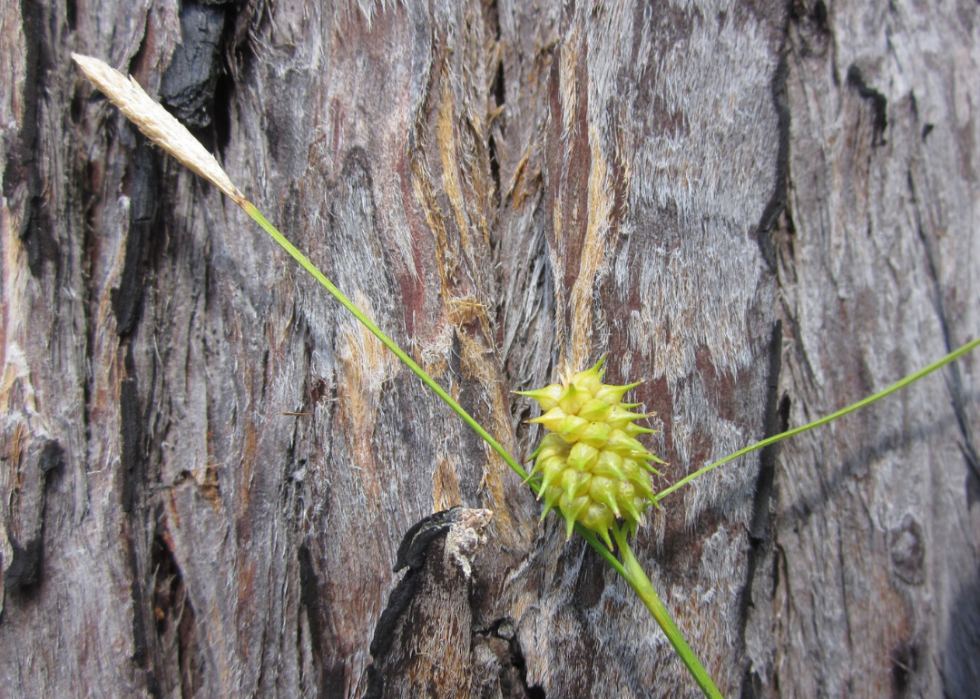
71,53,241,202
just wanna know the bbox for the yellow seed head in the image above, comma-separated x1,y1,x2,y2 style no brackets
523,357,663,547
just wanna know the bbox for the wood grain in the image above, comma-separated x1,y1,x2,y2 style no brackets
0,0,976,697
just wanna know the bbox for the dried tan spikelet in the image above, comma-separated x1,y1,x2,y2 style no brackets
71,53,242,202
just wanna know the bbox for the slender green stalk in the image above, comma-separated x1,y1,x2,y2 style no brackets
247,196,980,699
77,52,979,699
242,201,530,482
655,335,980,503
247,200,722,696
247,199,979,699
611,524,723,699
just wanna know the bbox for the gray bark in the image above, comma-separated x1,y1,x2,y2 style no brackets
0,0,977,697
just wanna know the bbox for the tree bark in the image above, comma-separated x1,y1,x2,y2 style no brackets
1,1,977,697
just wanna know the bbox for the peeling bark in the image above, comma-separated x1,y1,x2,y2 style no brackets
1,1,977,697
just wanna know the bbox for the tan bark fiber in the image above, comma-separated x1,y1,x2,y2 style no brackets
1,1,977,697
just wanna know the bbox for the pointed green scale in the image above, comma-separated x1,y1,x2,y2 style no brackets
592,449,626,480
579,421,611,449
606,406,646,430
539,456,567,493
530,445,561,464
594,380,642,405
528,407,570,433
558,382,591,415
540,486,563,519
572,361,604,394
515,384,565,411
560,493,591,520
630,470,656,502
564,512,577,540
589,475,621,517
633,457,664,476
581,503,615,549
567,442,599,472
620,457,641,478
561,469,591,499
606,429,648,455
540,432,568,448
644,452,668,465
577,398,612,422
617,480,636,501
536,434,571,462
560,468,577,498
559,494,591,538
625,423,657,438
586,355,608,374
630,452,667,476
557,414,589,442
619,493,644,524
537,453,565,472
639,462,664,477
616,481,646,522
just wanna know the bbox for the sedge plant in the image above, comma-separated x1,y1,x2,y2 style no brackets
73,54,980,699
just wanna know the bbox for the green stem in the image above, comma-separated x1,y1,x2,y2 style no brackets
245,198,721,696
242,201,530,482
611,524,724,699
655,335,980,503
244,194,976,699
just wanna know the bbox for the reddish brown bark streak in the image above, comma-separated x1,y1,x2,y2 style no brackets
1,1,977,697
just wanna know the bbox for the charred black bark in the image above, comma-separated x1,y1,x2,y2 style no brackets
366,507,491,699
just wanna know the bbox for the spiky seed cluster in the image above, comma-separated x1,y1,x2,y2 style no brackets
518,359,664,548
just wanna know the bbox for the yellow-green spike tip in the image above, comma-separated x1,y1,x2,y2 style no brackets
522,359,665,547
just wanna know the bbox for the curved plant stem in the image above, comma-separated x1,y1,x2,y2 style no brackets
245,201,723,696
85,61,978,699
611,524,724,699
655,335,980,503
242,201,530,483
248,200,978,699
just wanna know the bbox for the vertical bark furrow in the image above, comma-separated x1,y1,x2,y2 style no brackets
774,2,980,696
1,1,977,697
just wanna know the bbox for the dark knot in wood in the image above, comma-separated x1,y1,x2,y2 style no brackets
366,507,492,699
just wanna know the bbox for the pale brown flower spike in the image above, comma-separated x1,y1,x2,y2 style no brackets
71,53,242,203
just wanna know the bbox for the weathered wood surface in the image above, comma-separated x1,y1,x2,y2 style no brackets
762,3,980,697
0,0,976,697
365,507,496,699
